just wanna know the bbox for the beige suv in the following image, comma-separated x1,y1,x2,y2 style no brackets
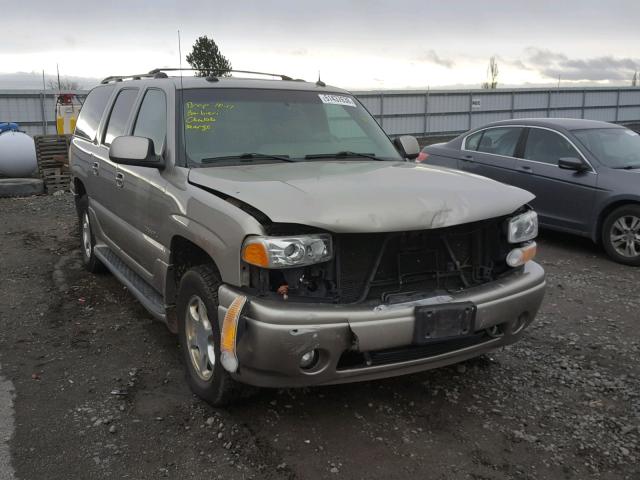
70,69,545,405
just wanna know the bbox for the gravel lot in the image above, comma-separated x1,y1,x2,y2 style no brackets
0,193,639,480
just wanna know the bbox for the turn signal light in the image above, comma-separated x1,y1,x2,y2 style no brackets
242,242,269,268
220,295,247,373
506,242,537,267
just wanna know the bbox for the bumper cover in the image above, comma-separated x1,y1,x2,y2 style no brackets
218,261,546,388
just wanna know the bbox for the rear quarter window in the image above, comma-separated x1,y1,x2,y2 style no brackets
464,130,483,151
74,86,114,141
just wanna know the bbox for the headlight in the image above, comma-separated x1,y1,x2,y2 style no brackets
507,210,538,243
242,234,333,268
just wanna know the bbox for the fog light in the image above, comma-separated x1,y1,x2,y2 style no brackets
506,242,537,267
299,349,318,369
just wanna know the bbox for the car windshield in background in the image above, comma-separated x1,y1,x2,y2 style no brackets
181,89,401,165
573,128,640,169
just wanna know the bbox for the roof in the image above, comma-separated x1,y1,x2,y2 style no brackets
97,74,349,94
483,117,622,131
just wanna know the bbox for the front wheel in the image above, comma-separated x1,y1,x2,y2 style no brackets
177,265,244,406
602,205,640,266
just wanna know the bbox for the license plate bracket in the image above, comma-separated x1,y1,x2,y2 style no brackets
413,302,476,344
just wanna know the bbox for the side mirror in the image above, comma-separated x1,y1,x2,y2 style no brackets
394,135,420,160
558,157,588,172
109,136,164,168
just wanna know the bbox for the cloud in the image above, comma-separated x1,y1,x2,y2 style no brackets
415,50,454,68
0,72,99,90
524,47,639,81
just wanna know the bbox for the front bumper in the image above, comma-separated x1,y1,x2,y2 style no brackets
218,261,546,388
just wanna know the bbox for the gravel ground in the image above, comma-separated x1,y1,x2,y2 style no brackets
0,193,639,480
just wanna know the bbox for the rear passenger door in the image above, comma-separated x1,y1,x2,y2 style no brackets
93,88,140,247
458,126,523,185
70,85,114,217
511,127,597,233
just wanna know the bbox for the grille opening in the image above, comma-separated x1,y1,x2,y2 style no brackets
336,218,511,304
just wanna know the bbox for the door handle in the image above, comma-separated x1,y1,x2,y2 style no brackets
115,172,124,189
91,162,99,176
517,165,533,174
462,154,473,161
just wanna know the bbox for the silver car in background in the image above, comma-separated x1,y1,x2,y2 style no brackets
420,119,640,265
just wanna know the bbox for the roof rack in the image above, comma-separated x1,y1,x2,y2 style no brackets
100,71,169,84
147,67,304,82
100,68,308,85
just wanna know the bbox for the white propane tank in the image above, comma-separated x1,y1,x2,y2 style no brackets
0,131,38,177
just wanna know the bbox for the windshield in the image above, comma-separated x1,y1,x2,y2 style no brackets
573,128,640,168
181,88,401,165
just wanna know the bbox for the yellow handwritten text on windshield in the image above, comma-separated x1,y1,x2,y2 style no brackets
184,102,235,132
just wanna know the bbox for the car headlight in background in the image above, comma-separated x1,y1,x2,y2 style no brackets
242,234,333,268
507,210,538,243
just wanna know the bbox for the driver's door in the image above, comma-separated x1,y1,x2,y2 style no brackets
511,127,597,234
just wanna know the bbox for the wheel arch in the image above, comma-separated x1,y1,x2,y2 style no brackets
166,235,222,304
594,197,640,243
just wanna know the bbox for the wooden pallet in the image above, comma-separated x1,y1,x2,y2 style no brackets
33,135,72,193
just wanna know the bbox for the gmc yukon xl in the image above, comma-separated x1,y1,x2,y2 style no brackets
70,70,545,405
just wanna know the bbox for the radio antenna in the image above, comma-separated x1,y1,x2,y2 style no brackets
178,30,184,88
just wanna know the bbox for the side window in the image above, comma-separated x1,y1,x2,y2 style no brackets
476,127,522,157
133,89,167,155
524,128,580,165
74,86,114,141
464,130,483,151
103,89,139,146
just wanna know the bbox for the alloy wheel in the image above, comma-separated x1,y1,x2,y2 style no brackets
610,215,640,258
185,295,215,381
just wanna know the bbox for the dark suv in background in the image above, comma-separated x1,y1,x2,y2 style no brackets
420,119,640,265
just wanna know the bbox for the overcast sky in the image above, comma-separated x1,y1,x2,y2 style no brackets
1,0,639,90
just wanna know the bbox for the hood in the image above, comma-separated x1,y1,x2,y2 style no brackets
188,161,534,233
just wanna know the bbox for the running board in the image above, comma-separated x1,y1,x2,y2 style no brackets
94,246,167,323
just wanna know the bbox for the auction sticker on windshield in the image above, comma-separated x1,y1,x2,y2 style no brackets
318,94,357,107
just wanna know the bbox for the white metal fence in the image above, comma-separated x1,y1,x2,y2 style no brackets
2,87,640,138
352,87,640,137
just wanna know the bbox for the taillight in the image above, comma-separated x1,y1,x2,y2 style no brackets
416,151,429,163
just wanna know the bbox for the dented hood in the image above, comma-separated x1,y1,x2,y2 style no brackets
188,161,534,233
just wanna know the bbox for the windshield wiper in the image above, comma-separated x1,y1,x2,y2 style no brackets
304,151,383,161
201,153,297,164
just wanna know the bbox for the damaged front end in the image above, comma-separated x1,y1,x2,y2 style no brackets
216,207,544,386
240,212,525,306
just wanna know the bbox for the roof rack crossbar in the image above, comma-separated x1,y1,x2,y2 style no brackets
148,68,297,81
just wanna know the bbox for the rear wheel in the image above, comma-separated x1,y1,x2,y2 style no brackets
602,205,640,266
76,195,105,273
177,265,244,406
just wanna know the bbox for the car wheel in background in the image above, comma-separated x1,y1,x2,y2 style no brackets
76,195,106,273
602,204,640,266
177,265,244,406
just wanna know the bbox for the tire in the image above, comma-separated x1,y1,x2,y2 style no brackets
177,265,244,406
602,204,640,266
76,195,106,273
